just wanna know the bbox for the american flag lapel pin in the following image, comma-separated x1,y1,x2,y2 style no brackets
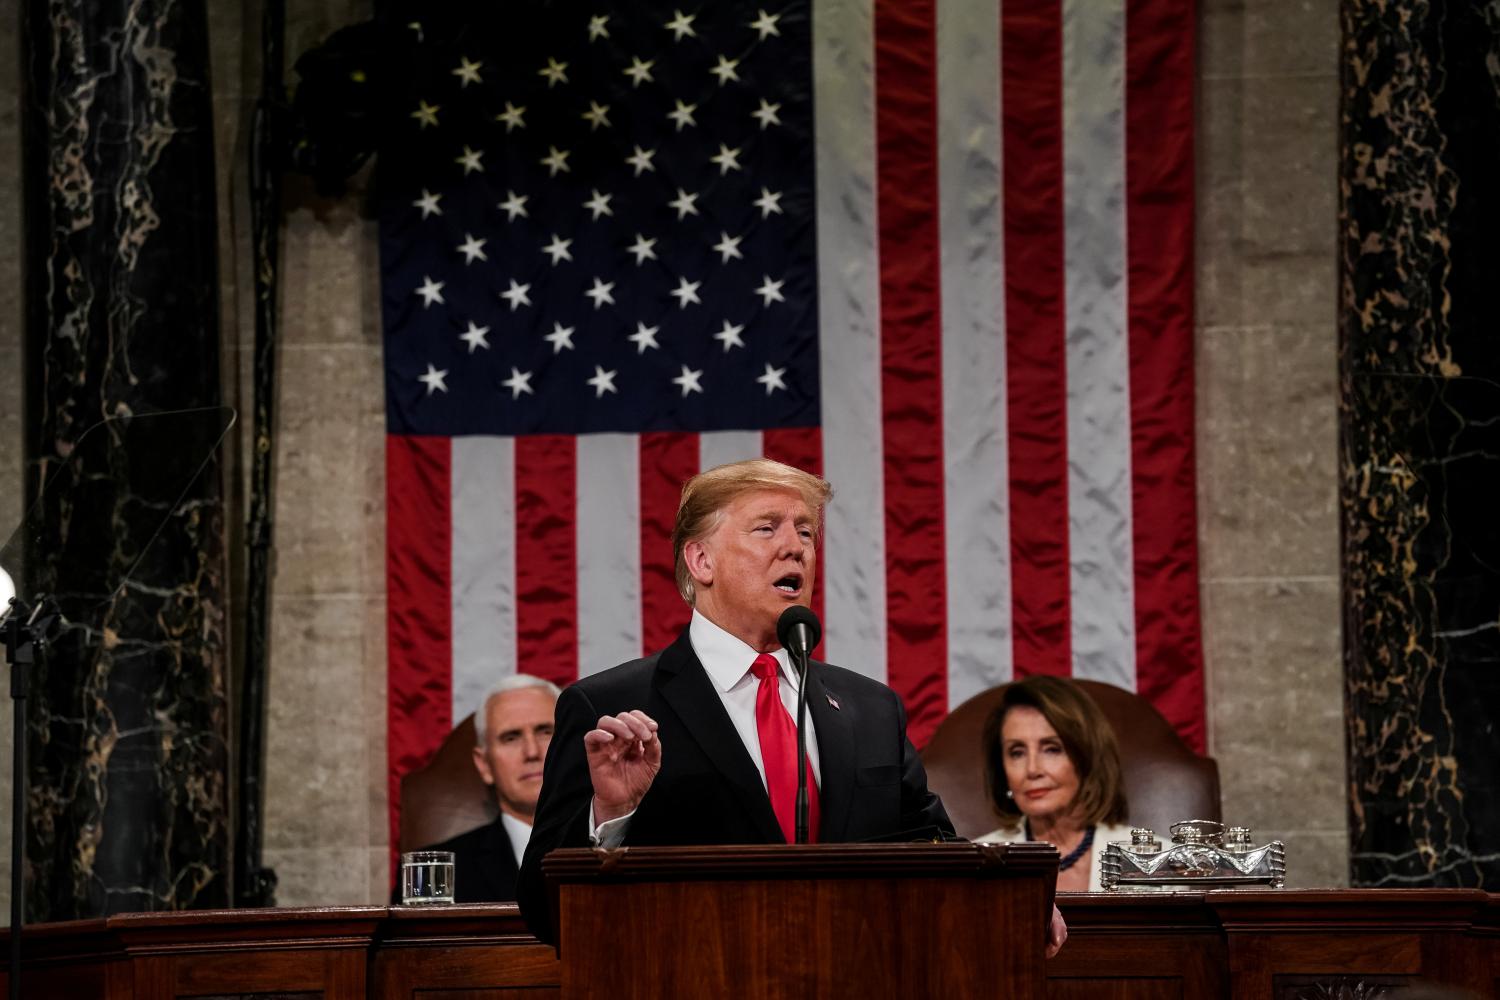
826,692,840,711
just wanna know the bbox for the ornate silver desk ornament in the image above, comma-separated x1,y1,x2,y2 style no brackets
1100,819,1286,890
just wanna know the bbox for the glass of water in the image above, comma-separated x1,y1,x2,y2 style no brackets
400,850,456,905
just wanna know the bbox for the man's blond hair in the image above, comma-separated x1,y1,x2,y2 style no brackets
672,458,833,604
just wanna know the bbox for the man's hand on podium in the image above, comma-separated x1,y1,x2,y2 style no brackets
586,710,662,824
1046,904,1068,958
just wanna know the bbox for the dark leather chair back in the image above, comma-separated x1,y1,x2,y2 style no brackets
397,714,497,853
919,680,1220,840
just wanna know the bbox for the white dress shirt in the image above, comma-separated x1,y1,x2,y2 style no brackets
500,812,532,867
591,609,822,845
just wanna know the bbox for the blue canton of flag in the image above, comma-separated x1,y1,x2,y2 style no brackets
379,2,820,436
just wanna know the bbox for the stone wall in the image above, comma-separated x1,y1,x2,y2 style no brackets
1196,0,1346,885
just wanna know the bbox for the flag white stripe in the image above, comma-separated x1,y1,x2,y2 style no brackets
813,0,886,683
576,433,643,675
450,435,516,722
937,0,1012,707
1062,0,1136,689
700,430,764,472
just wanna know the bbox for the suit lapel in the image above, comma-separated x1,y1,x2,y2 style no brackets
482,816,520,897
655,629,784,843
804,663,855,841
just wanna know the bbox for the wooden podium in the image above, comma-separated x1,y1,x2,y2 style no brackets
541,841,1060,999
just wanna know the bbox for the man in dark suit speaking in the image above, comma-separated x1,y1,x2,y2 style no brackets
517,459,988,942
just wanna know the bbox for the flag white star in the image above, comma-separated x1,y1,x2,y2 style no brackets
418,363,449,395
455,145,484,174
755,275,786,306
411,101,440,128
754,187,784,217
714,320,746,352
582,100,612,130
456,233,488,264
540,146,571,176
709,55,740,85
627,234,659,265
670,276,702,308
757,362,788,395
712,232,743,262
538,57,569,87
587,365,618,397
752,99,782,129
628,322,661,353
623,56,656,87
542,234,574,265
452,57,483,87
665,9,697,40
626,145,657,176
413,189,443,218
500,279,532,311
495,102,526,131
668,100,698,131
749,9,781,39
585,277,616,309
415,276,445,308
710,144,743,174
668,188,700,220
501,367,534,399
459,321,491,352
498,190,529,220
544,322,576,352
673,365,705,396
583,189,615,220
587,14,610,40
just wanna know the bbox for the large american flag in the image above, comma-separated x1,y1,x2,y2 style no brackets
380,0,1202,852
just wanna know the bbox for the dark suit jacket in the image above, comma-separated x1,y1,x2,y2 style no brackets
517,627,953,940
394,817,520,904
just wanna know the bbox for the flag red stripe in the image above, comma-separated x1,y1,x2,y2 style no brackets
763,427,826,654
1125,0,1206,750
515,435,580,687
386,434,453,864
640,432,698,653
875,0,948,746
1002,1,1071,679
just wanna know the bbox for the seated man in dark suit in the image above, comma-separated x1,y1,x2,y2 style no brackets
517,460,1080,949
415,674,559,902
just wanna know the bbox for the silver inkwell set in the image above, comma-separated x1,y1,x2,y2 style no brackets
1100,819,1286,890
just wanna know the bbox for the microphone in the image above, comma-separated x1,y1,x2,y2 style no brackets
776,606,821,844
776,605,821,658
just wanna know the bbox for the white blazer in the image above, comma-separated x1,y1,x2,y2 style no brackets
976,821,1136,892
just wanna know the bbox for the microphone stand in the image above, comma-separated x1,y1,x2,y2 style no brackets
1,597,56,1000
791,631,811,845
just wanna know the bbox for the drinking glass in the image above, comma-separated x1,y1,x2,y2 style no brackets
400,850,456,905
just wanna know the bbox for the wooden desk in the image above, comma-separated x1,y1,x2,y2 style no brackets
0,890,1495,998
1052,889,1500,998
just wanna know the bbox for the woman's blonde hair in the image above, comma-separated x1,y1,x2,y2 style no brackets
672,459,832,603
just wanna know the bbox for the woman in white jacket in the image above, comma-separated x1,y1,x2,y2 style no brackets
975,676,1132,892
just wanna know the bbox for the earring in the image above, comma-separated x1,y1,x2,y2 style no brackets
1005,789,1014,799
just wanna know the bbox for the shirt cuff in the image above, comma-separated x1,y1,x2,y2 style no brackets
588,800,634,848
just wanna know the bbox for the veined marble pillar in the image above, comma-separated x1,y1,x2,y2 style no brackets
18,0,229,918
1340,0,1500,888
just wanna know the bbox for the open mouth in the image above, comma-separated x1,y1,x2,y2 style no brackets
773,573,803,595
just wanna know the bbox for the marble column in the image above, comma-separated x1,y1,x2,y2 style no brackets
1340,0,1500,887
18,0,230,918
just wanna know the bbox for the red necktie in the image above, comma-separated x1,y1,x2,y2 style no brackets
751,653,820,843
